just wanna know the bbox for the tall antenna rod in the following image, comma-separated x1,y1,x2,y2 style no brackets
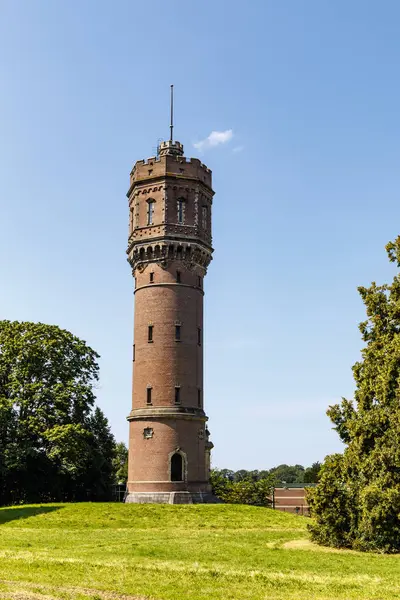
170,84,174,142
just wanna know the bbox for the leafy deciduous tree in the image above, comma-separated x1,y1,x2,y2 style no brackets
269,464,305,485
210,469,274,506
304,462,321,484
307,237,400,552
0,321,115,504
113,441,128,485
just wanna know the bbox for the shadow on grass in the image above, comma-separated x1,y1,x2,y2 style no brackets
0,505,63,525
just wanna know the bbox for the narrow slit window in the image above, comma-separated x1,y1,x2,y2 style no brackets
198,276,202,288
202,205,208,230
175,387,181,405
197,327,201,346
147,200,155,226
175,325,181,341
146,387,152,405
148,325,153,342
176,271,181,283
149,272,154,283
177,199,185,224
133,344,135,362
197,389,201,407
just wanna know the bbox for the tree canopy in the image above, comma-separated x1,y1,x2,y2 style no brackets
212,464,320,488
210,462,320,506
307,237,400,553
113,441,128,485
0,321,116,505
210,469,275,506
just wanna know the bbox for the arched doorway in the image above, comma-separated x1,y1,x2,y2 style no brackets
170,453,184,482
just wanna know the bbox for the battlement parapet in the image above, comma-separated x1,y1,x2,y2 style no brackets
159,140,184,157
130,152,212,188
176,156,212,174
132,155,211,173
135,156,159,167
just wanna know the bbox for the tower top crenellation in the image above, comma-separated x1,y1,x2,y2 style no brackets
129,152,213,192
131,154,212,172
158,140,184,157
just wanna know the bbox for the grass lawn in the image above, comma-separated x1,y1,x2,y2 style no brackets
0,503,399,600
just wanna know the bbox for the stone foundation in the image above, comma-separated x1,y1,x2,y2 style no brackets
125,491,218,504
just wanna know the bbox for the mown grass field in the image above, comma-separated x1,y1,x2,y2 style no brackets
0,503,399,600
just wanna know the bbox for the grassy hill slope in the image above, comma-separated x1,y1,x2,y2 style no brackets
0,503,399,600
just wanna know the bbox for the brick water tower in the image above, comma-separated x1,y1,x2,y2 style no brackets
125,89,215,503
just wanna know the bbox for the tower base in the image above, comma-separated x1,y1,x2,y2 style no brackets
125,491,219,504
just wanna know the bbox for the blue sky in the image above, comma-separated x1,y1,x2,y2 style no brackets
1,1,400,470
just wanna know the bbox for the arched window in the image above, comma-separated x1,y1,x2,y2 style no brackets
170,453,184,482
147,199,155,226
177,198,186,224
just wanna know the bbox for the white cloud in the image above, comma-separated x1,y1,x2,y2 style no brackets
232,145,244,153
193,129,233,152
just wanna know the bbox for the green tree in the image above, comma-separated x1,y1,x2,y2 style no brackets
0,320,114,504
219,468,235,481
233,469,251,482
308,237,400,552
210,468,231,499
210,469,274,507
269,464,305,485
85,407,116,500
0,397,17,502
304,462,321,483
113,441,128,485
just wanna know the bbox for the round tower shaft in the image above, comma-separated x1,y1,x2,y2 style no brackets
125,139,215,504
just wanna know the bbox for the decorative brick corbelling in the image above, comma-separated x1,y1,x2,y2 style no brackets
127,240,212,273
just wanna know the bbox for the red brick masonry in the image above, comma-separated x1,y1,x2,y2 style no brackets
125,140,215,503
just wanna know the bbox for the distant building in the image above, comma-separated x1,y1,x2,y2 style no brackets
273,485,316,515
